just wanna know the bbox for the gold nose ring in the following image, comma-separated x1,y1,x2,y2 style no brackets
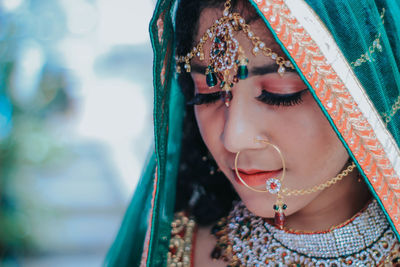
234,139,286,194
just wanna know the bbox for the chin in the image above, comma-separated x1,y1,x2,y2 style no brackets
237,192,276,218
229,180,273,218
237,190,306,219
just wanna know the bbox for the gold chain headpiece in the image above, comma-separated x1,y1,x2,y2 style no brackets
175,0,294,106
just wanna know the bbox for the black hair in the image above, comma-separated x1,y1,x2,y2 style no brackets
174,0,257,225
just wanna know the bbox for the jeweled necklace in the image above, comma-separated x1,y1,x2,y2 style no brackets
211,200,400,266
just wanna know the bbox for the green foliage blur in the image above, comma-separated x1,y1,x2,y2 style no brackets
0,1,70,264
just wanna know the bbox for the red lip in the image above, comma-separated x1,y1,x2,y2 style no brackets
234,168,282,187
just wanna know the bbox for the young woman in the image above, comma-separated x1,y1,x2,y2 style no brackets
106,0,400,266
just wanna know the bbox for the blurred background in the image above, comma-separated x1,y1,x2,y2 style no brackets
0,0,155,266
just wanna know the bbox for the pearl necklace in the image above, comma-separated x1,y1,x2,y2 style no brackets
211,200,400,266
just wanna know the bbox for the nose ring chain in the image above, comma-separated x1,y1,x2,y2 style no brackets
234,138,356,229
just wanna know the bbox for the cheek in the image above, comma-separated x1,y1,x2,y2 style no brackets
271,94,345,160
194,106,223,151
303,97,344,150
280,94,348,168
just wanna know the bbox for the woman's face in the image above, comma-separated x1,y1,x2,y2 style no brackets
190,7,351,218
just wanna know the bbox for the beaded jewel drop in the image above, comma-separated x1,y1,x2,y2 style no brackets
236,47,249,80
221,83,233,107
273,202,287,230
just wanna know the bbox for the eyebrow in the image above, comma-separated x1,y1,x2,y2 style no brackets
190,63,297,75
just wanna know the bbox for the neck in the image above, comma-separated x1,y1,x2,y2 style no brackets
284,169,372,232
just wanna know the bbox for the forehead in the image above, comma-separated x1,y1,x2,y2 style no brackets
191,6,287,70
196,7,283,54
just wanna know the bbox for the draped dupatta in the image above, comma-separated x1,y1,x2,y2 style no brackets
105,0,400,266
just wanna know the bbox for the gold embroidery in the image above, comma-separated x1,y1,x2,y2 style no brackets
351,8,385,68
167,212,196,267
382,95,400,126
351,33,383,67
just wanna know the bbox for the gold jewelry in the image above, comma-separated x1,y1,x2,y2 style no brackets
175,0,294,107
234,140,286,193
234,138,356,229
281,162,356,196
234,138,288,229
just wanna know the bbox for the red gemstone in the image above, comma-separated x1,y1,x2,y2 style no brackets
274,211,285,230
270,182,277,189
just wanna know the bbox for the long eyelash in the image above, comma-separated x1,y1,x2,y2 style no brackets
187,89,308,106
256,89,307,107
187,92,222,105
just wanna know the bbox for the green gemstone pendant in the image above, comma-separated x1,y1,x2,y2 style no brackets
206,71,217,87
237,65,248,79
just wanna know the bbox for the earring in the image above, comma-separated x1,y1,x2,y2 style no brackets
234,139,287,229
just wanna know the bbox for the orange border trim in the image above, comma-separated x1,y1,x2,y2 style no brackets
253,0,400,232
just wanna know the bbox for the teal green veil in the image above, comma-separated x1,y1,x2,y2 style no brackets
105,0,400,266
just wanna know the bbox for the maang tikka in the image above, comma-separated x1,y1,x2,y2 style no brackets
175,0,295,107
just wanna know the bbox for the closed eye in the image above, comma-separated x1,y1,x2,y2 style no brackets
187,89,308,106
256,89,308,107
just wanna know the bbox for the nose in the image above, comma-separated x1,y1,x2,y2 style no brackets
221,87,268,153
